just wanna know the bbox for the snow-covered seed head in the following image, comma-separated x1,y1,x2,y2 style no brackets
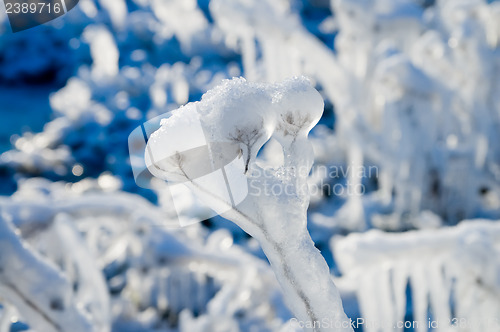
272,77,324,144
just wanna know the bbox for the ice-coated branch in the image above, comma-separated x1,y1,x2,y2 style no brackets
146,77,353,331
0,215,96,332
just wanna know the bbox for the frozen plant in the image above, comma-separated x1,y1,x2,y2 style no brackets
146,77,353,331
332,218,500,332
0,214,108,332
0,177,297,331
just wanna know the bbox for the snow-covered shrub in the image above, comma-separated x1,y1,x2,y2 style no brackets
0,214,103,332
333,220,500,332
210,0,500,230
0,177,299,331
0,0,238,193
327,0,500,227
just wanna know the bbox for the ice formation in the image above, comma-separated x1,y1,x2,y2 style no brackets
0,0,499,331
147,77,353,331
0,176,314,331
0,210,106,332
333,220,500,332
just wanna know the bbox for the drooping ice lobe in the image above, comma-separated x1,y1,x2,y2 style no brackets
271,78,324,172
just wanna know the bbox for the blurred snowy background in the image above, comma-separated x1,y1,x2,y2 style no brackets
0,0,500,331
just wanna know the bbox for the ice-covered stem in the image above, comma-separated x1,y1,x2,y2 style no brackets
226,209,352,332
147,77,353,331
0,216,94,332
